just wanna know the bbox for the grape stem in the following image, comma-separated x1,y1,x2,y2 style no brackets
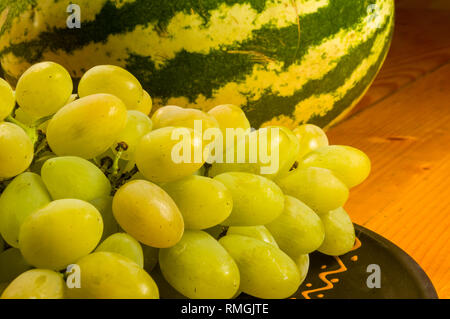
203,163,212,177
111,142,128,178
33,154,54,164
217,226,229,239
111,149,123,177
110,165,139,194
5,115,52,147
33,115,53,128
100,157,113,174
5,115,39,145
93,157,101,167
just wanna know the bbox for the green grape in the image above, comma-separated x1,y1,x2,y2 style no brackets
208,104,251,131
152,106,220,163
96,233,144,268
14,93,79,135
150,266,185,299
0,248,32,283
90,196,121,241
46,93,128,159
0,122,34,179
0,78,15,121
152,105,219,131
207,104,250,155
14,107,51,134
65,252,159,299
14,95,79,128
263,126,300,178
0,172,52,247
41,156,111,202
135,127,205,183
300,145,371,188
266,196,324,257
276,166,349,213
318,207,356,256
294,254,310,285
15,62,73,117
132,90,152,115
219,234,301,299
293,124,329,161
15,93,76,130
78,65,143,110
159,230,240,299
142,245,159,273
161,175,233,230
227,226,278,247
209,126,299,179
0,236,4,253
19,199,103,270
1,269,65,299
213,172,285,226
113,110,153,161
112,180,184,248
14,107,37,126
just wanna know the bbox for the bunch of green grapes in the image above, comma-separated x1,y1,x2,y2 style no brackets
0,62,371,300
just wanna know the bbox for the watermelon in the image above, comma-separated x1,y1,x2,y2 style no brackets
0,0,394,129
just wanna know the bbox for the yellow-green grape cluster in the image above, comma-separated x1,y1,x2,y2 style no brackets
152,105,220,132
1,269,65,299
161,176,233,230
0,173,51,247
112,180,184,248
159,231,240,299
41,157,111,202
213,172,285,226
209,126,300,179
46,94,128,159
0,123,34,179
95,233,144,268
15,62,73,118
65,252,159,299
135,127,206,183
18,199,103,270
112,110,153,161
0,79,15,121
0,62,371,299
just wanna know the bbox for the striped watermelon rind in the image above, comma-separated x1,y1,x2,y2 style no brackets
0,0,395,129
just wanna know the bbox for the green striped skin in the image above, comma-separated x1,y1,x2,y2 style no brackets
0,0,394,129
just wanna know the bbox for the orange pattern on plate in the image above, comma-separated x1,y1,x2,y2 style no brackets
300,237,362,299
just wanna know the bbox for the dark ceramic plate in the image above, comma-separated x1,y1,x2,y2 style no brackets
293,224,437,299
242,224,438,299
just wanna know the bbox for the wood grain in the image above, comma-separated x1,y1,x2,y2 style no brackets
348,8,450,117
396,0,450,10
327,60,450,299
326,4,450,298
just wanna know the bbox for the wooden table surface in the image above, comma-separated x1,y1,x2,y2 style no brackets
326,6,450,298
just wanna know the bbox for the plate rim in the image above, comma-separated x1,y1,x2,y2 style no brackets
354,223,439,299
